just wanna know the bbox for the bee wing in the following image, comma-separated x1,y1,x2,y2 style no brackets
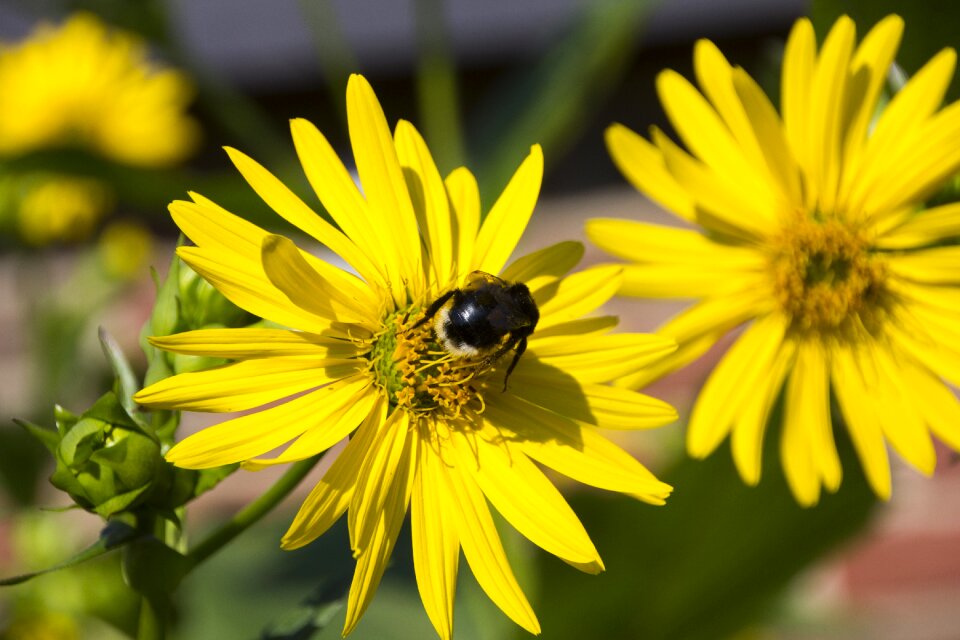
463,270,506,291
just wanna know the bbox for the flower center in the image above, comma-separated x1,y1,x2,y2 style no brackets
368,308,491,418
769,216,889,334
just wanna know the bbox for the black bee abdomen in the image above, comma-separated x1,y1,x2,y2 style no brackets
442,290,504,350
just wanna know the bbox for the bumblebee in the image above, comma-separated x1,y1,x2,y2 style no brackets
417,271,539,389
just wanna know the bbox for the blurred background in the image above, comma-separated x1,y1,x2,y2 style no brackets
1,0,959,638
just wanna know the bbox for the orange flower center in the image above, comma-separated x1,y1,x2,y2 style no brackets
369,308,489,419
769,215,889,334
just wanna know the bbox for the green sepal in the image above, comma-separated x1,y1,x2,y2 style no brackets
13,418,60,454
121,535,190,597
141,250,183,389
99,326,142,421
53,404,79,436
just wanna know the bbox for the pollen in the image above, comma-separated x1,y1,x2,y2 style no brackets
769,215,889,335
368,308,492,418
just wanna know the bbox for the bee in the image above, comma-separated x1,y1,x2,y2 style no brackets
417,271,539,390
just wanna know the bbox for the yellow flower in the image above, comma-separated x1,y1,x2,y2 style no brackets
98,220,153,280
135,74,677,637
17,175,112,245
0,13,199,167
588,14,960,505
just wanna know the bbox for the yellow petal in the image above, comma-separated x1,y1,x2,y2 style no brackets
134,357,362,412
617,330,722,390
343,421,416,636
439,458,540,635
864,96,960,215
687,313,789,458
693,39,765,172
784,340,841,502
888,316,960,388
781,373,822,508
485,395,672,504
260,234,371,325
656,69,777,218
847,48,957,216
695,40,801,208
731,338,795,486
445,166,481,282
171,200,344,335
831,345,892,500
869,344,936,475
349,409,410,553
525,333,677,384
731,67,803,208
148,328,366,360
888,246,960,284
224,144,385,293
808,15,855,214
288,117,390,287
604,123,696,222
242,383,377,470
500,240,584,293
451,427,603,570
585,218,764,266
473,145,543,275
510,367,677,429
532,315,618,340
877,202,960,249
395,120,454,288
164,374,368,469
282,397,387,549
664,287,774,344
411,440,460,640
901,359,960,452
534,264,622,328
346,74,422,302
653,126,775,240
838,15,904,206
781,17,816,208
620,263,769,299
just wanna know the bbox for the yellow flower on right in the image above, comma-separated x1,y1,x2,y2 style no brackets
588,14,960,505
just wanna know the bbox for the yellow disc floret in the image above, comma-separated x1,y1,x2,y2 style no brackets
770,214,889,334
369,308,492,419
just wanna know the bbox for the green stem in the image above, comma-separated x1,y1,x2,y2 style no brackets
185,455,322,570
297,0,359,128
137,594,168,640
414,0,466,172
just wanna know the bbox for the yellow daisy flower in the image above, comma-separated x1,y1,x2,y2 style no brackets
588,14,960,505
134,74,676,637
0,13,198,167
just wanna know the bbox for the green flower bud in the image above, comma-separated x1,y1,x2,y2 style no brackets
178,262,250,329
48,393,162,518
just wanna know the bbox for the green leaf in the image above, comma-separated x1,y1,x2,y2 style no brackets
0,519,141,586
531,424,877,639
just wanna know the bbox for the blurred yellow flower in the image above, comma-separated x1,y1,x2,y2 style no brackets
17,175,111,245
589,15,960,504
0,13,199,167
135,75,677,637
98,220,153,280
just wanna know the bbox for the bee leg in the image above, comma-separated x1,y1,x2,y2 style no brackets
501,337,528,392
414,290,455,328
